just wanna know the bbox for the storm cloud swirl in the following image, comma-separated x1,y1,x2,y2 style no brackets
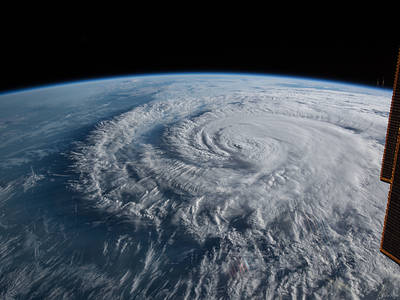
70,76,396,299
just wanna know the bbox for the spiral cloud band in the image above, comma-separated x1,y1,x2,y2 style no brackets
69,75,395,298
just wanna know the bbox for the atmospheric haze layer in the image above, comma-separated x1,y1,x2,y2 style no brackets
0,74,398,299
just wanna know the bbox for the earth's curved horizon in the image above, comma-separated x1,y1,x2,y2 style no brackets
0,73,398,299
1,72,392,97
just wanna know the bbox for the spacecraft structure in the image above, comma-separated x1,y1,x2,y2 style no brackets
380,48,400,265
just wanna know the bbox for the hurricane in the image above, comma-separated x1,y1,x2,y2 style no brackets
0,74,399,299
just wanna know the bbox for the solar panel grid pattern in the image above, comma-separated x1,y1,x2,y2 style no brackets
381,130,400,265
381,48,400,183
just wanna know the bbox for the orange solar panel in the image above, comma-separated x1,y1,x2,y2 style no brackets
381,127,400,265
380,48,400,265
381,48,400,183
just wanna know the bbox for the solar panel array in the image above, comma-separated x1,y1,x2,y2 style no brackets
381,128,400,264
381,48,400,183
381,48,400,265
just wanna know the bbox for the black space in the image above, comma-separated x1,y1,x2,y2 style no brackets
1,24,399,93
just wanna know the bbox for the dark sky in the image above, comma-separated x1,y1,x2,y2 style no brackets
1,24,399,93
